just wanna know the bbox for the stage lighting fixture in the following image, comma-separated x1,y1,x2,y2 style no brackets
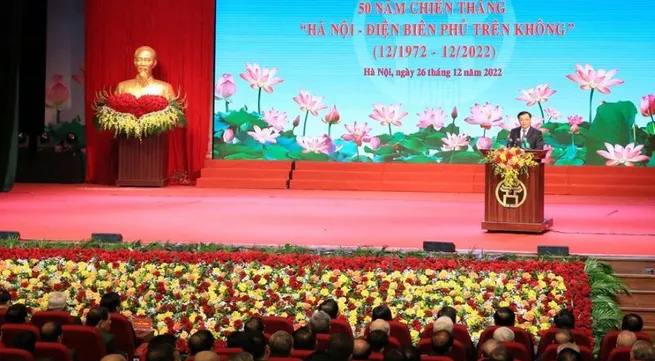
62,132,79,152
91,233,123,243
423,241,456,253
37,131,54,151
537,246,569,256
0,231,20,240
18,132,29,148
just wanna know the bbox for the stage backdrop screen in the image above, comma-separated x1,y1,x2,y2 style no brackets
213,0,655,166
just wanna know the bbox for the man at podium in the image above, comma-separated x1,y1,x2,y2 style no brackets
509,111,545,150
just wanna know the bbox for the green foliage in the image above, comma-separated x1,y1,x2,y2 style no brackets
585,101,637,165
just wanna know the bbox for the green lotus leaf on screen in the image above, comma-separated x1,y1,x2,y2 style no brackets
424,132,447,149
288,151,329,161
451,151,483,164
222,108,267,129
442,123,460,135
554,158,585,166
263,145,291,160
214,143,261,158
496,129,510,142
585,101,637,165
398,137,428,154
404,154,436,163
224,153,263,160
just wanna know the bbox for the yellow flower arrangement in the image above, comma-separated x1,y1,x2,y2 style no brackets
483,147,539,187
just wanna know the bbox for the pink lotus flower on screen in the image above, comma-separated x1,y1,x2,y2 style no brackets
215,74,237,99
45,74,70,109
640,94,655,117
596,143,649,166
297,135,332,155
476,136,492,150
542,145,554,164
247,125,279,144
451,106,458,119
323,106,340,125
341,122,372,146
544,107,561,121
441,133,469,151
239,63,283,93
369,136,381,150
567,115,583,126
417,107,447,130
223,129,235,143
516,84,556,106
369,103,409,129
262,108,288,132
566,64,624,94
464,103,503,130
72,62,84,86
293,89,327,116
292,116,300,128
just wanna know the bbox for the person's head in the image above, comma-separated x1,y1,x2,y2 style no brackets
319,299,339,319
134,46,158,77
555,329,573,345
370,319,391,335
382,349,406,361
430,330,453,355
372,305,393,321
227,331,246,348
242,331,269,361
244,317,264,334
489,347,513,361
147,343,177,361
194,351,221,361
437,306,457,323
557,348,583,361
40,321,63,343
557,343,580,354
100,355,127,361
269,331,293,357
5,303,28,324
310,311,331,334
368,330,389,352
147,333,179,361
227,352,254,361
46,292,68,311
617,331,638,348
400,346,420,361
293,326,316,350
86,307,112,332
188,330,216,355
306,351,332,361
327,333,354,361
493,307,516,327
482,339,503,358
554,309,576,329
631,340,655,361
622,314,644,332
12,331,37,354
353,339,372,360
493,327,515,342
100,292,122,312
433,316,454,334
517,111,532,129
0,288,10,307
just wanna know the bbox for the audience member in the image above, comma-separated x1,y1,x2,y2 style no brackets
147,342,179,361
227,353,254,361
327,333,354,361
353,339,372,360
430,330,453,356
40,321,63,342
481,339,503,358
100,355,127,361
5,303,28,324
100,292,122,312
555,329,573,345
433,316,454,334
631,340,655,361
244,317,265,334
623,314,645,332
227,331,247,348
12,331,51,361
194,351,221,361
46,292,83,324
293,326,316,350
493,307,516,327
269,331,293,357
368,330,390,353
309,311,331,334
558,343,580,354
0,288,10,309
554,309,576,329
557,348,582,361
86,307,117,354
242,331,269,361
370,319,391,335
618,331,638,348
493,327,515,342
372,305,393,321
383,349,407,361
400,346,421,361
318,299,339,319
437,306,458,323
489,347,513,361
189,330,216,355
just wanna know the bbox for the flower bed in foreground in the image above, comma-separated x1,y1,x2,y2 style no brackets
0,243,621,352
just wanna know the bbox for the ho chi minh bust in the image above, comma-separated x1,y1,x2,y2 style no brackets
116,46,175,100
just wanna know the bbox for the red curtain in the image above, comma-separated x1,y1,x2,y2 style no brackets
85,0,215,184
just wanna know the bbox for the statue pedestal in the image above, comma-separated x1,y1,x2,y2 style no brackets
117,133,168,187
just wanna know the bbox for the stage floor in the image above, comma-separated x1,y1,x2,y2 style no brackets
1,184,654,257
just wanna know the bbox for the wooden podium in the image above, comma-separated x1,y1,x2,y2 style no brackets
116,133,168,187
480,149,553,233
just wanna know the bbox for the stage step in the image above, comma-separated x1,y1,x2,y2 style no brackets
196,178,288,189
602,259,655,275
291,179,485,193
196,160,292,189
615,275,655,291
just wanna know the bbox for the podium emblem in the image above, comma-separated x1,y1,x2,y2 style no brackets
495,179,527,208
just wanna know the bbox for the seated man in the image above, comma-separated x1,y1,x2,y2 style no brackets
430,330,453,356
227,353,254,361
41,322,78,361
370,319,391,336
631,340,655,361
327,334,354,361
622,314,644,332
489,347,513,361
383,349,406,361
493,327,515,342
189,330,216,356
493,307,516,327
481,339,504,358
555,329,573,345
47,292,82,324
227,331,246,349
437,306,458,323
86,307,117,355
147,342,180,361
242,331,269,361
368,330,389,354
372,305,393,321
309,311,331,334
557,348,582,361
318,299,339,319
554,309,575,329
5,303,28,324
243,317,264,334
12,331,52,361
268,331,293,358
293,326,316,350
353,339,371,360
194,351,221,361
433,316,454,334
617,331,638,348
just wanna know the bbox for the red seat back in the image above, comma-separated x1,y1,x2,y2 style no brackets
0,348,35,361
30,311,74,329
0,324,40,346
389,321,412,347
215,347,243,357
418,338,466,361
316,333,330,351
608,346,632,361
290,349,314,359
329,319,353,338
502,341,531,361
109,313,136,360
35,342,73,361
537,328,592,355
263,317,295,335
61,325,107,361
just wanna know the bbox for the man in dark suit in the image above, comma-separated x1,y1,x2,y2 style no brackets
509,111,545,150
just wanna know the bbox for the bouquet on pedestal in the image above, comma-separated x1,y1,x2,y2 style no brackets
93,91,186,139
483,148,539,187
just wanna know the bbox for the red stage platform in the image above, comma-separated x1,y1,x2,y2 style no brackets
1,184,653,257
